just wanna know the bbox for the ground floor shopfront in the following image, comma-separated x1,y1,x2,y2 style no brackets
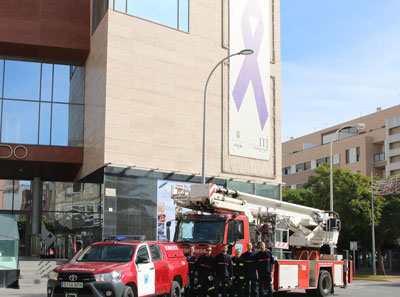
0,165,280,262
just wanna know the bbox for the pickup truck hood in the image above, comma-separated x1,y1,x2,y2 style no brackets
55,262,129,274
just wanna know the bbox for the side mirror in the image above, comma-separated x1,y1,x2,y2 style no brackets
136,256,150,264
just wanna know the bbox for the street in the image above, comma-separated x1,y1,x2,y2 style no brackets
0,280,399,297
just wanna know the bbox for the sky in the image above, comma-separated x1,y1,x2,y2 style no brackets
280,0,400,142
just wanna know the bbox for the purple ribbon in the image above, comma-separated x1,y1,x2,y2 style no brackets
232,0,268,130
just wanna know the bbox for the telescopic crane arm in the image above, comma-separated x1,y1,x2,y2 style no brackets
172,183,340,249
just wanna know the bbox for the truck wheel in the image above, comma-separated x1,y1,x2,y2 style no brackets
315,270,332,297
168,280,181,297
122,285,135,297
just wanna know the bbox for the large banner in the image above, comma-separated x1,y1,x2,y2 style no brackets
229,0,270,160
156,180,193,241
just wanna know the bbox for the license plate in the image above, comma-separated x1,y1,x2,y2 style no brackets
61,282,83,288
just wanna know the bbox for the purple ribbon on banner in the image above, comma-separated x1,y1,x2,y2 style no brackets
232,0,268,130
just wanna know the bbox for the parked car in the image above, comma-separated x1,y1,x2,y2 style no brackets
47,238,188,297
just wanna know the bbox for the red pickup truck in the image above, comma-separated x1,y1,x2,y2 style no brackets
47,240,188,297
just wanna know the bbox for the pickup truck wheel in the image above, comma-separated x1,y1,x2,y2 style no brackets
122,286,135,297
315,270,333,297
168,280,181,297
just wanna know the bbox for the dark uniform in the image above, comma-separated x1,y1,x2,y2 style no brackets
213,253,233,297
241,250,257,297
196,254,215,297
231,256,245,297
186,253,196,297
255,250,275,297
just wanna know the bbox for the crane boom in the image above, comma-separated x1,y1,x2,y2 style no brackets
172,183,340,249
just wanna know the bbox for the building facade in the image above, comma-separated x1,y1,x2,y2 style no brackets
282,105,400,189
0,0,281,259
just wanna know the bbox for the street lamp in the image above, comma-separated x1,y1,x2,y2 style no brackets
329,122,365,254
201,49,254,184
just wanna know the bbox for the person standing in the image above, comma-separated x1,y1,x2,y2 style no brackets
241,242,257,297
185,245,197,297
195,246,215,297
231,248,244,297
213,244,233,297
255,242,275,297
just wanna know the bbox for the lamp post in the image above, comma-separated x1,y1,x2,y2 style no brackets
329,122,365,254
201,49,254,184
370,172,376,275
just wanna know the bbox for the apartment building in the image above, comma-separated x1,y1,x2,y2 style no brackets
282,105,400,189
0,0,282,259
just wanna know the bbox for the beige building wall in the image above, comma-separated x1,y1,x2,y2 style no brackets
80,0,282,185
283,105,400,188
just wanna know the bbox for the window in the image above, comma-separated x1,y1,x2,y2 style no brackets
390,141,400,150
390,156,400,163
296,163,305,173
374,153,385,162
0,59,84,146
282,166,291,175
113,0,190,32
227,220,244,244
136,245,150,262
316,157,329,167
304,161,311,170
345,149,350,164
389,126,400,136
356,147,360,162
149,244,162,262
321,128,358,145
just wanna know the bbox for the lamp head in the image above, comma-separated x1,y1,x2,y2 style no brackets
239,49,254,55
352,123,366,130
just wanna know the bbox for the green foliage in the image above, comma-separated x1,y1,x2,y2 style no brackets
282,164,399,252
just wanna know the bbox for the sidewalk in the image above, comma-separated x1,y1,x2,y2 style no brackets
0,287,46,297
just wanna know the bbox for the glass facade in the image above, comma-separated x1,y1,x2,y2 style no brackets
0,180,102,258
0,59,84,147
113,0,190,32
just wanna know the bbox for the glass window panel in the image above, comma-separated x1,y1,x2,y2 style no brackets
179,0,189,32
53,65,70,103
14,180,31,211
4,60,40,100
114,0,127,13
68,104,84,147
127,0,178,29
0,59,4,97
1,100,39,144
39,102,51,145
51,103,69,146
41,64,53,101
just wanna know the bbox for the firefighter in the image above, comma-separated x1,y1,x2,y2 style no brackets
255,242,275,297
241,242,257,297
231,248,244,297
185,245,197,297
195,246,215,297
213,244,233,297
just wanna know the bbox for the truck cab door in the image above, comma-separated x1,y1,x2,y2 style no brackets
226,219,246,255
135,244,155,296
149,244,169,294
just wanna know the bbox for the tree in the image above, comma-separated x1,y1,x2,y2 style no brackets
282,164,397,274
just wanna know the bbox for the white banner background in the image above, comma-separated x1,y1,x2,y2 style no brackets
229,0,270,160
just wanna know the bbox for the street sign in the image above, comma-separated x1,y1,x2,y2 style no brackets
350,241,358,251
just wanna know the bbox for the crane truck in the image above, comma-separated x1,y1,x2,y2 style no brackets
169,183,352,296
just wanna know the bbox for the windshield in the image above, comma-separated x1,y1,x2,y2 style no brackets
76,244,135,263
175,220,225,243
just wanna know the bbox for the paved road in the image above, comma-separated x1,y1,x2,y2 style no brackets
0,280,399,297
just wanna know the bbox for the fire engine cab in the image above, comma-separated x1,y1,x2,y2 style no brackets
47,237,188,297
170,183,353,296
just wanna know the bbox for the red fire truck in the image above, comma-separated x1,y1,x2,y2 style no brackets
169,183,352,296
